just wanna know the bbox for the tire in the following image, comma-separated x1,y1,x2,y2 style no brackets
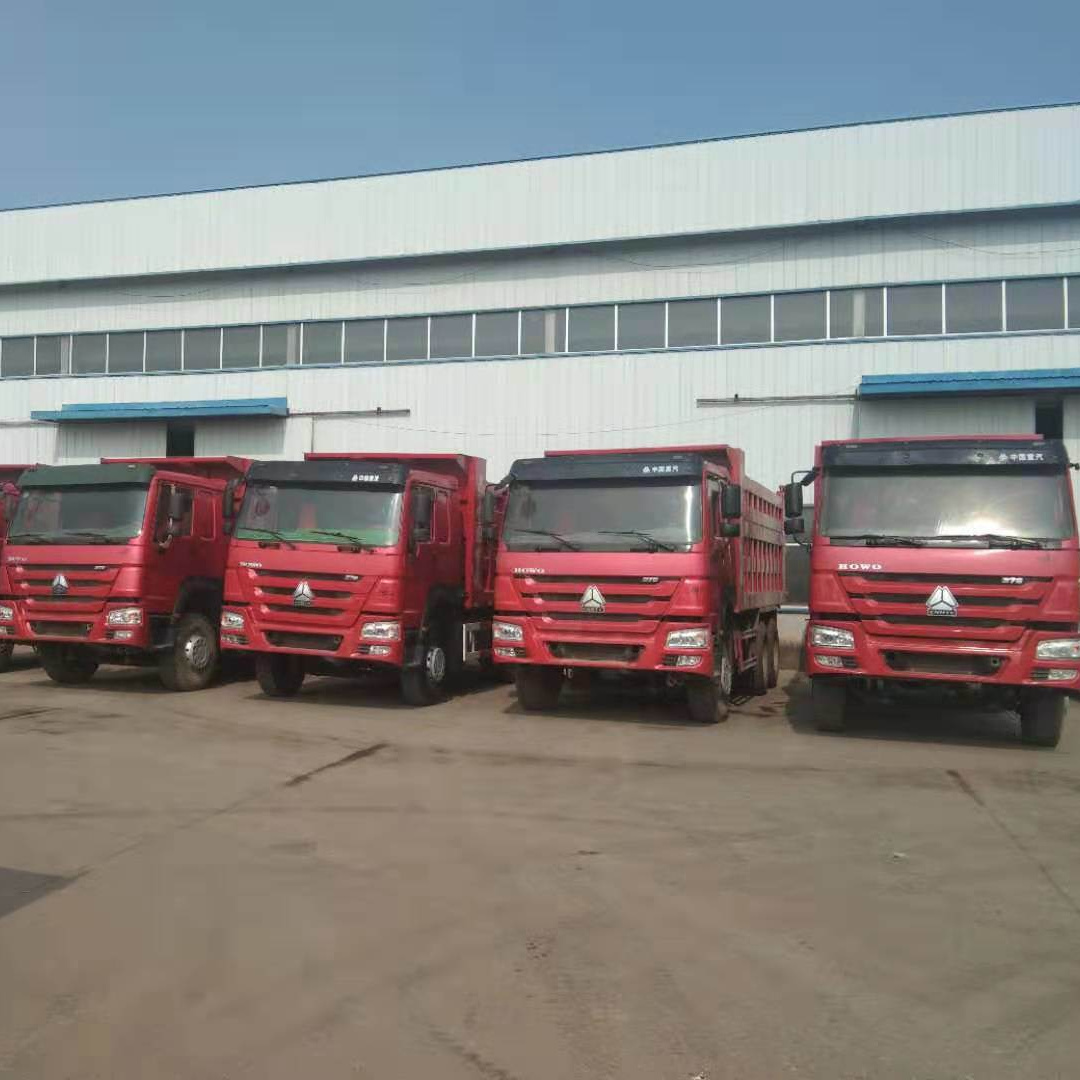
686,632,734,724
0,641,12,674
751,622,768,695
255,653,305,698
37,643,98,686
401,621,450,706
811,677,848,733
1019,691,1065,748
765,618,781,689
514,665,562,711
159,613,219,692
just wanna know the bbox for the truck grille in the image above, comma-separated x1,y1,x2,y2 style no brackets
265,631,343,652
549,642,643,663
30,621,92,638
883,651,1007,676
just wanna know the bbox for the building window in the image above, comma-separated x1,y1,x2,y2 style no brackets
430,314,473,359
568,305,615,352
35,336,67,376
1035,400,1064,440
521,309,566,354
146,330,182,372
386,317,428,362
302,322,342,365
222,326,260,369
72,334,107,375
721,295,770,344
774,291,826,342
344,319,384,364
1,337,33,377
1007,277,1065,331
165,422,196,457
184,328,221,370
474,311,518,357
829,287,883,338
1069,277,1080,329
887,284,941,335
616,302,665,350
108,331,144,374
945,281,1001,334
262,324,299,367
667,299,716,347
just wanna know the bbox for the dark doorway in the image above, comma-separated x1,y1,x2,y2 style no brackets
1035,400,1063,440
165,421,195,457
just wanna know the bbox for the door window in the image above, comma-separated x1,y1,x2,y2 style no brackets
434,491,451,544
154,484,194,542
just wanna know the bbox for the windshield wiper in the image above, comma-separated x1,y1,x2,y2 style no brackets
241,527,297,550
304,529,374,551
507,527,581,551
7,532,53,544
597,529,678,552
835,534,927,547
938,533,1044,550
59,530,124,545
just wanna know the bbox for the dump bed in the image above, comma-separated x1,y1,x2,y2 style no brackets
304,452,495,610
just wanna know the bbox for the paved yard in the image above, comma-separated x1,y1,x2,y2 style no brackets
1,656,1079,1079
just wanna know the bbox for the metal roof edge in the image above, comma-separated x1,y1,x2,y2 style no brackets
859,368,1080,397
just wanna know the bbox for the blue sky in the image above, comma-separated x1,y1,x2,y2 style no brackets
1,0,1077,209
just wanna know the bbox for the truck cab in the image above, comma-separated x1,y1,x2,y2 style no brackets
785,436,1079,747
0,457,248,690
493,445,785,722
220,453,497,705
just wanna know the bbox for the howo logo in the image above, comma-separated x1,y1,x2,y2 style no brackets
51,573,69,596
580,585,606,614
926,585,959,617
837,563,883,572
292,581,314,607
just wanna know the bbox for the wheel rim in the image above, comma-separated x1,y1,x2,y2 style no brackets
426,645,446,684
718,642,733,697
184,633,213,670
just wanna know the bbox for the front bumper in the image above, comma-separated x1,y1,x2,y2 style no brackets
491,616,714,674
805,621,1080,687
2,603,153,650
219,609,408,669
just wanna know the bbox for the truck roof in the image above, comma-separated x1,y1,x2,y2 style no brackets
511,447,735,482
249,459,410,487
303,452,487,487
102,456,251,481
821,436,1068,469
544,444,733,458
19,462,157,488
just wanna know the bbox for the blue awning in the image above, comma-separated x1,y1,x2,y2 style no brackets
860,368,1080,398
31,397,289,422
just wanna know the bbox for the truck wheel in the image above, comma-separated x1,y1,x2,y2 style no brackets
686,633,734,724
159,613,219,692
37,643,98,685
1019,691,1065,748
0,641,12,673
765,619,781,689
751,622,768,695
515,665,562,711
255,654,305,698
401,623,449,706
811,678,847,733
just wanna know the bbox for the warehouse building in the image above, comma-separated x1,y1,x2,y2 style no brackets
0,102,1078,494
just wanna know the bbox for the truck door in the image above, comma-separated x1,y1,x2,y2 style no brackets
707,476,726,617
404,484,437,625
148,480,197,614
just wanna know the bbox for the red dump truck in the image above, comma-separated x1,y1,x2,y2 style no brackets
0,456,248,690
220,453,499,705
0,465,31,673
492,445,785,722
784,436,1080,747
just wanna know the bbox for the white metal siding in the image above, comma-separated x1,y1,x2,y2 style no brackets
1,106,1077,287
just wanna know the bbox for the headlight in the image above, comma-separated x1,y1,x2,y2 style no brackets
106,607,142,626
493,621,524,642
361,621,400,641
1036,638,1080,660
666,628,709,649
810,624,855,649
220,611,245,630
0,604,13,623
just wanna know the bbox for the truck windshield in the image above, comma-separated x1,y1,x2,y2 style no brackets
8,484,150,544
236,483,403,547
821,467,1074,543
504,480,702,551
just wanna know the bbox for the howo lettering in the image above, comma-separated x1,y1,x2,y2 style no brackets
219,454,500,705
493,445,785,722
784,436,1080,748
0,457,249,690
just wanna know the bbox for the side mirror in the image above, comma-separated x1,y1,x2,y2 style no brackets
719,521,740,538
784,517,805,536
222,478,240,535
410,490,434,549
720,484,742,520
481,488,499,542
783,482,804,520
167,488,187,520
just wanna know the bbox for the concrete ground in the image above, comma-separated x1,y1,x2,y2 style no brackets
1,656,1080,1080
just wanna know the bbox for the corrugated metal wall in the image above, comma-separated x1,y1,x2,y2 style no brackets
0,105,1077,287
